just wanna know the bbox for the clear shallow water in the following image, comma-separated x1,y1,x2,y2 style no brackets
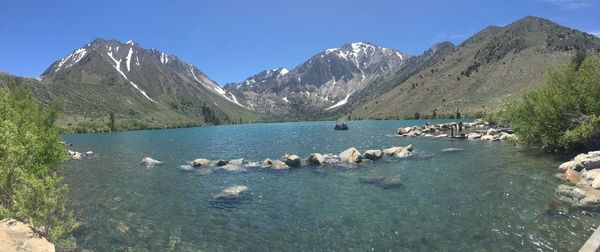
62,120,600,251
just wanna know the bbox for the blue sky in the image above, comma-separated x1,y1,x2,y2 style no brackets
1,0,599,84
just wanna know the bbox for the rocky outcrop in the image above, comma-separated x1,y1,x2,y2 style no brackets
364,150,383,160
0,219,55,252
339,147,362,163
307,153,326,165
192,158,211,167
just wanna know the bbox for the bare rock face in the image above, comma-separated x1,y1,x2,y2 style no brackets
0,219,55,252
339,147,362,164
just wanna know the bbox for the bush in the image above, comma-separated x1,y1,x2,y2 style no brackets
509,53,600,151
0,83,76,241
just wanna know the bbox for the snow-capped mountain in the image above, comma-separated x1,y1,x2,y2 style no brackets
39,38,259,125
224,42,409,116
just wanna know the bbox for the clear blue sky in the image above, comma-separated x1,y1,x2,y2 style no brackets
1,0,599,84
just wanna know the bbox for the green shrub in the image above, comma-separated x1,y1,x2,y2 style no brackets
0,83,76,241
509,53,600,151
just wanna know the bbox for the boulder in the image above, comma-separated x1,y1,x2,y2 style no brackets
559,160,583,173
282,154,301,168
592,177,600,189
499,132,517,141
0,219,55,252
307,153,326,166
339,147,362,163
480,135,497,141
271,160,289,170
556,184,586,203
215,160,228,166
364,150,383,160
228,158,245,166
486,128,498,135
564,169,581,184
467,133,482,139
583,169,600,181
383,145,413,158
246,162,260,168
72,152,82,160
582,156,600,170
192,158,211,167
214,185,250,202
262,159,273,168
142,157,162,166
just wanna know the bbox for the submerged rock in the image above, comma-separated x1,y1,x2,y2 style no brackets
359,175,404,189
339,147,362,164
307,153,326,166
282,154,301,168
441,148,463,153
364,150,383,160
213,185,250,207
178,165,194,172
192,158,210,167
219,165,246,173
142,157,162,167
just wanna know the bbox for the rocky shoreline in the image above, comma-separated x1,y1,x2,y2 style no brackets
396,119,518,142
556,151,600,209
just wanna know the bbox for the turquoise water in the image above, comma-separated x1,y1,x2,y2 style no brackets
62,120,599,251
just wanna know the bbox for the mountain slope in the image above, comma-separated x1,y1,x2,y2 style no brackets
31,39,262,130
351,16,600,119
224,42,409,118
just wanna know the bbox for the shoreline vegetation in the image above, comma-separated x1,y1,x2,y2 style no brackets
0,85,77,250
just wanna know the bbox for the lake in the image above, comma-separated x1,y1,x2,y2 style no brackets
62,120,599,251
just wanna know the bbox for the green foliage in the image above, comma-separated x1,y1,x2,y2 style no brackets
509,54,600,151
0,83,76,241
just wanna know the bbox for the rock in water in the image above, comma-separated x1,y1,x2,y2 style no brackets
339,147,362,163
359,176,386,184
213,185,250,207
383,145,413,157
142,157,162,167
215,160,228,166
262,159,273,168
364,150,383,160
559,160,583,173
282,154,301,168
229,158,245,165
467,133,482,139
178,165,194,172
380,175,404,189
192,158,211,167
307,153,326,166
0,219,55,252
272,160,290,170
442,148,463,153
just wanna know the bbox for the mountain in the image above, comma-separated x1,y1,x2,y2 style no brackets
350,16,600,119
3,39,262,131
224,42,409,118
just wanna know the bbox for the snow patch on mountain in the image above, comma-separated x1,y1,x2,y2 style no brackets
54,48,87,72
326,90,355,110
126,48,133,72
107,48,156,102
